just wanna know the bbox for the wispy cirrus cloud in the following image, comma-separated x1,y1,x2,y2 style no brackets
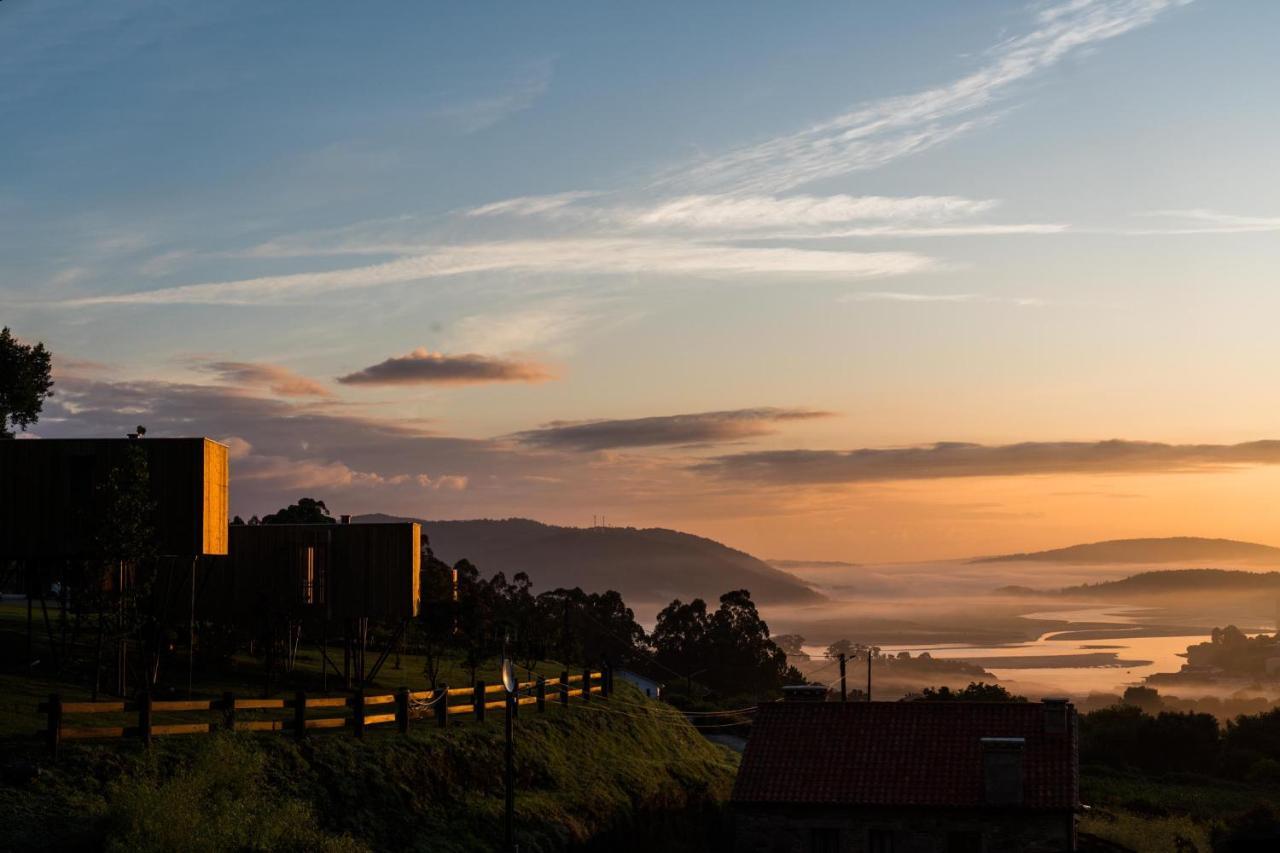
337,348,554,386
467,191,603,218
694,439,1280,485
68,239,936,306
198,360,333,398
51,0,1182,315
841,291,1046,306
1126,208,1280,235
661,0,1190,194
462,191,1065,239
431,58,556,134
513,407,833,451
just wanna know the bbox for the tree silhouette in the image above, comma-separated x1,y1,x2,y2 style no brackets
0,326,54,438
261,497,335,524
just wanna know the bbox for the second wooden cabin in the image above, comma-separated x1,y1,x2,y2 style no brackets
198,521,420,625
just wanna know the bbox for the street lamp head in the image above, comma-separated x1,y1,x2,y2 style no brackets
501,656,516,694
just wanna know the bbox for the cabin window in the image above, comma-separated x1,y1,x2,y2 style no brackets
809,826,840,853
868,828,894,853
300,546,324,605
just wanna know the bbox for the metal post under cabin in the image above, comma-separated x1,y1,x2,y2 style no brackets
560,670,569,706
343,620,351,689
188,555,197,699
474,680,486,723
536,676,546,713
436,684,448,728
321,620,328,693
839,653,847,702
26,577,33,674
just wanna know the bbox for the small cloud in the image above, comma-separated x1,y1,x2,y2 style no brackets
622,194,997,230
467,191,601,218
513,407,833,451
842,291,1045,307
200,361,333,398
695,439,1280,485
432,58,554,134
337,349,554,387
417,473,469,490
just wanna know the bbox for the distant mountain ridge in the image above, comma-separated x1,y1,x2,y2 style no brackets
354,515,823,606
1058,569,1280,597
972,537,1280,565
768,559,861,569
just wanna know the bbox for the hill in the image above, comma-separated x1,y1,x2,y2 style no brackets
767,559,861,570
972,537,1280,565
0,682,736,852
1059,568,1280,597
355,515,823,606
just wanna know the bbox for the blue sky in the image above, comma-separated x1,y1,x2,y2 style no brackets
5,0,1280,560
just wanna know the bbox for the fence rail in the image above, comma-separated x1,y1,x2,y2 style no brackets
38,668,610,755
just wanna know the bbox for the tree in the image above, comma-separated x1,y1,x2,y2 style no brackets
1122,685,1163,713
0,326,54,438
261,497,335,524
917,682,1025,702
773,634,808,659
89,443,158,696
414,538,456,688
825,639,856,659
652,590,799,699
652,597,710,694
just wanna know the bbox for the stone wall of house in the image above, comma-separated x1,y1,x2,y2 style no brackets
732,804,1074,853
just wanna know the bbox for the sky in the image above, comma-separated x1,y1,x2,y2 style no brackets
4,0,1280,562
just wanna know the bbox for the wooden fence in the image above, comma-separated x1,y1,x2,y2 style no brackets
39,667,610,756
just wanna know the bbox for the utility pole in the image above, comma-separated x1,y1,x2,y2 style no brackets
866,650,872,702
838,653,847,702
502,652,516,853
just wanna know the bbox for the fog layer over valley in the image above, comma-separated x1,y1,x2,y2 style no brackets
764,537,1280,708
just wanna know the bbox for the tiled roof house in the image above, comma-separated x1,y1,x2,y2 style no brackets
731,700,1078,853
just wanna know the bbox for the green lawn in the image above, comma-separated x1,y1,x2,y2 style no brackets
1080,765,1280,852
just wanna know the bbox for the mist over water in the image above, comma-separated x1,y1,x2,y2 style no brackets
756,558,1280,701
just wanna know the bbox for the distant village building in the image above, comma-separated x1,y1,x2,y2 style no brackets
732,699,1078,853
614,669,662,699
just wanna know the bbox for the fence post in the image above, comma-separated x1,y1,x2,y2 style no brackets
560,670,569,706
222,691,235,731
436,684,448,728
352,689,366,738
536,676,546,713
396,687,410,735
138,691,153,747
474,680,486,723
294,690,307,741
583,668,591,703
46,693,62,757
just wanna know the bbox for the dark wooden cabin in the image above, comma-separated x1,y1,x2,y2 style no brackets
0,437,229,559
197,522,421,624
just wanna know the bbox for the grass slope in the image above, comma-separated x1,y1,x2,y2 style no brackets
0,682,737,852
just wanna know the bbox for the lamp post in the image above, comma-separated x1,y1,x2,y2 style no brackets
502,654,516,853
